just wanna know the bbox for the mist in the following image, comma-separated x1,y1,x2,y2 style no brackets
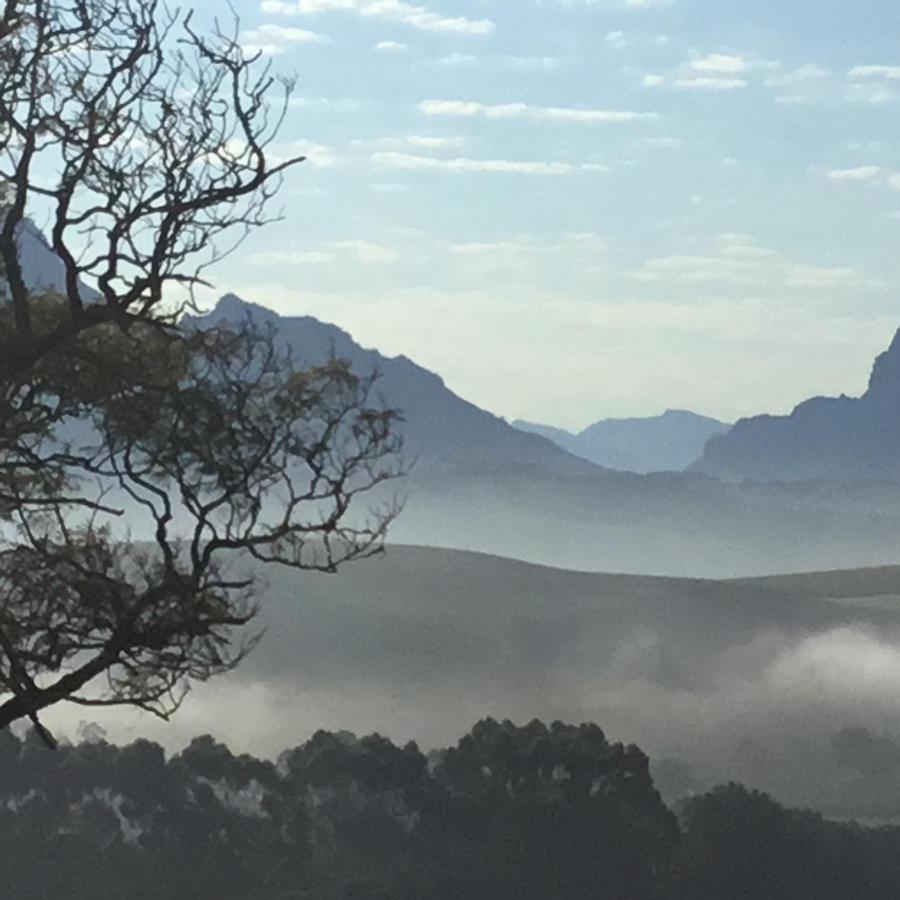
35,546,900,822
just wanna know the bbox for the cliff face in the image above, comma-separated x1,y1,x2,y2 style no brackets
867,329,900,405
692,329,900,483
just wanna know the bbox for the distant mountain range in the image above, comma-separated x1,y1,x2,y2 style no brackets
513,410,731,474
12,222,900,577
196,297,900,578
196,295,597,477
692,329,900,483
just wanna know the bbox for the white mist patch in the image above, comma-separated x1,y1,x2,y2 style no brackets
764,627,900,705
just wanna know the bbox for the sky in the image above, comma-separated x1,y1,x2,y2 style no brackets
190,0,900,430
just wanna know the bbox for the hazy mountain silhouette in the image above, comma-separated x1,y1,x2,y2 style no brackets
16,219,99,300
14,224,900,578
692,328,900,483
514,409,731,473
191,297,900,578
193,295,599,476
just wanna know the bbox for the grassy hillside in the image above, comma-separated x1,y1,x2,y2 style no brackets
45,545,900,822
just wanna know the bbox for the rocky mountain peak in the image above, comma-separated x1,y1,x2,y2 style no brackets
866,328,900,403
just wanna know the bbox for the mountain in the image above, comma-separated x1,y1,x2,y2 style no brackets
13,226,900,578
193,295,599,476
692,328,900,483
514,409,731,473
192,296,900,578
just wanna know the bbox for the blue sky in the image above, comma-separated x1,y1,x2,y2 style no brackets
195,0,900,429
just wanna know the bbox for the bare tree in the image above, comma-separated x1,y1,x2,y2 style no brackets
0,1,404,745
0,0,300,373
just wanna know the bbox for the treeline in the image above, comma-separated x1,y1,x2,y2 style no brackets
1,718,899,899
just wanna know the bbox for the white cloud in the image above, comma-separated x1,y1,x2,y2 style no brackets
639,136,683,149
650,51,783,94
249,240,400,266
436,52,479,66
827,166,882,182
327,240,401,264
418,99,656,123
374,40,408,52
448,241,530,256
786,264,854,289
845,82,895,105
250,249,336,264
674,77,747,90
716,233,777,260
604,30,629,49
372,151,604,175
240,22,326,55
689,53,750,74
764,64,828,88
557,0,674,6
287,95,362,112
261,0,494,35
421,53,565,71
405,134,466,148
849,65,900,80
288,139,341,168
639,254,763,283
507,56,565,71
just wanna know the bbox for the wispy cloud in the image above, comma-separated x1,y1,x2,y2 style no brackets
637,254,763,284
250,240,401,265
645,51,784,92
418,99,657,123
372,151,607,175
818,164,900,192
429,53,565,71
374,40,408,52
786,264,856,289
827,166,882,182
849,65,900,80
280,139,342,168
260,0,494,35
240,23,326,55
635,235,875,292
604,30,630,49
689,53,751,74
557,0,675,6
673,77,747,90
845,81,895,104
405,134,466,148
765,64,829,88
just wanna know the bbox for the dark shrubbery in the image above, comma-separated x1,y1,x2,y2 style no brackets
1,719,899,899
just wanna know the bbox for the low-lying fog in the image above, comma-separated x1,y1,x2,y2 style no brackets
38,546,900,822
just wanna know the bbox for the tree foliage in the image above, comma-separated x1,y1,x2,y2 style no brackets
2,717,898,899
0,1,404,744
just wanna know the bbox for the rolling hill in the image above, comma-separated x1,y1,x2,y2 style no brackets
41,544,900,822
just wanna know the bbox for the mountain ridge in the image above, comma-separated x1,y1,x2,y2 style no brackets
692,327,900,483
194,294,602,477
514,408,731,473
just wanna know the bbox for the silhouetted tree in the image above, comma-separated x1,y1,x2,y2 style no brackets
417,718,679,899
5,719,900,898
0,0,404,745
